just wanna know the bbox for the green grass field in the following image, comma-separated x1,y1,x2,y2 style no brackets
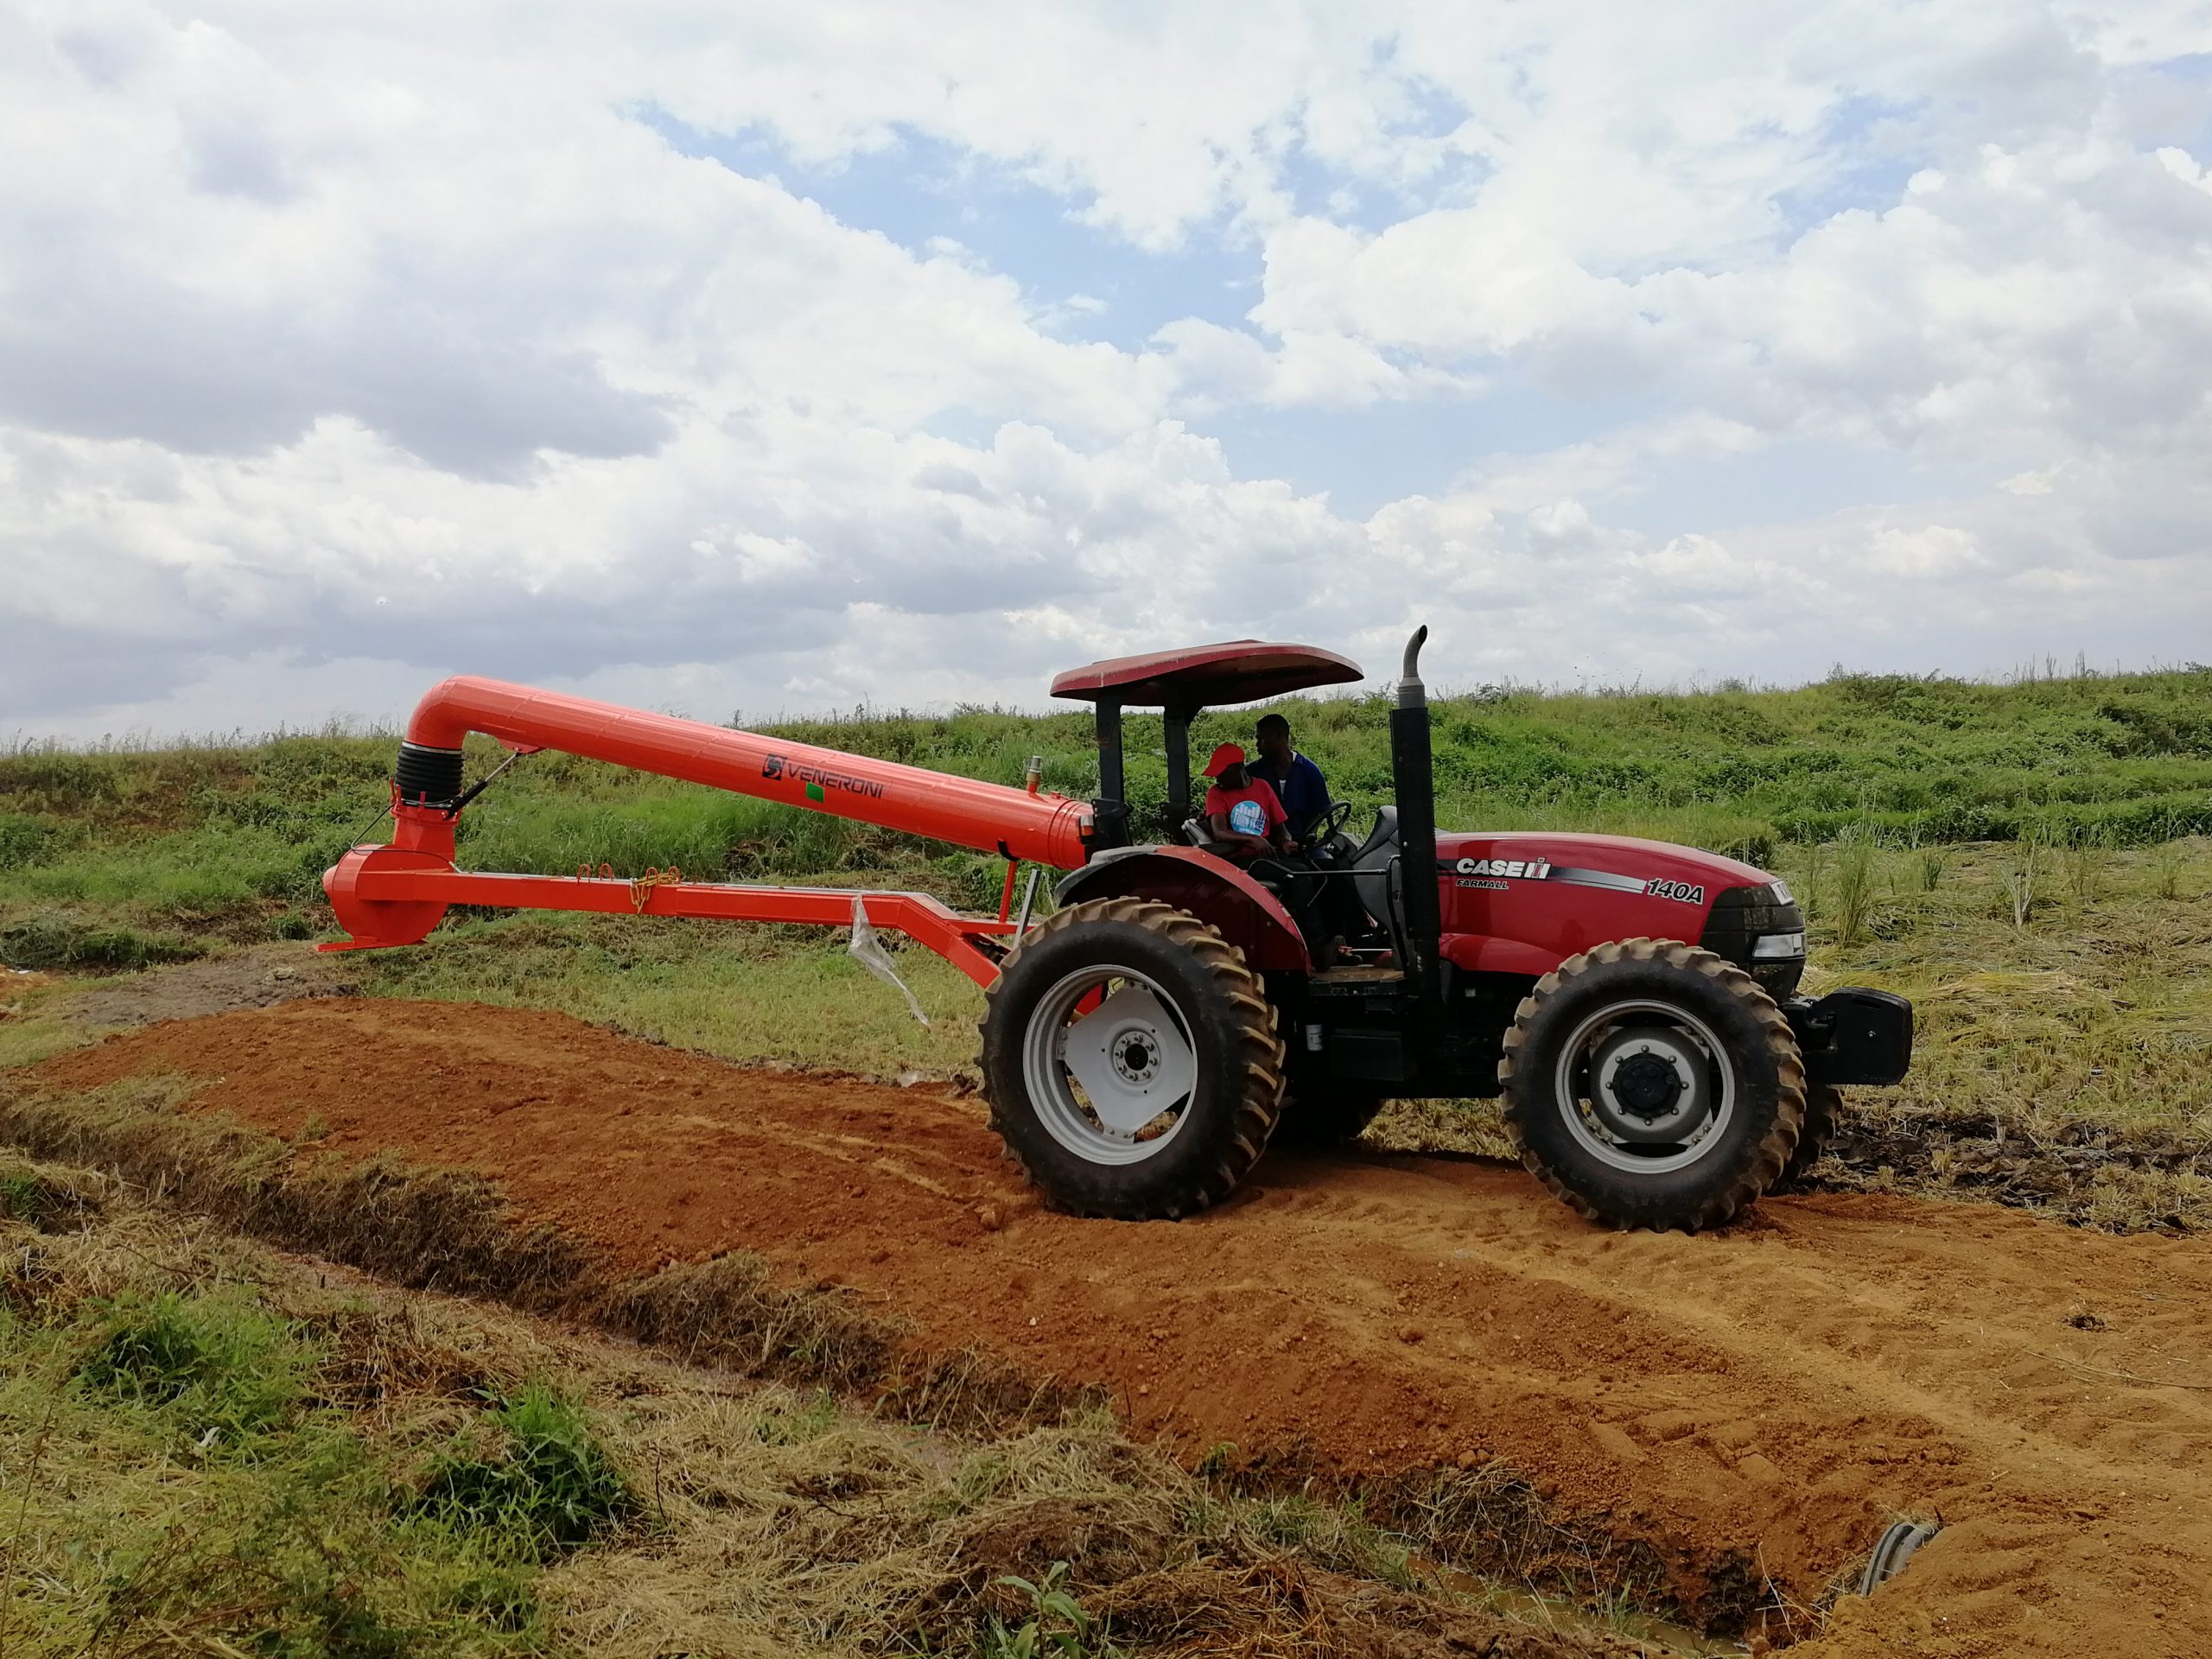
6,662,2210,963
0,1154,613,1654
3,664,2209,1226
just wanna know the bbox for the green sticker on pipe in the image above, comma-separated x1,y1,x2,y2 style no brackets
805,781,825,803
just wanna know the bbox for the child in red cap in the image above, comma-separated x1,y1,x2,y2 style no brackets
1202,741,1294,859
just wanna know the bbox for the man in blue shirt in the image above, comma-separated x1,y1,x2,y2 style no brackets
1250,713,1331,846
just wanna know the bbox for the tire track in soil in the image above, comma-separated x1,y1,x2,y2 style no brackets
28,998,2212,1659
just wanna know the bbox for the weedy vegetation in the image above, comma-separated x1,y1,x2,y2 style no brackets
0,1180,623,1654
8,663,2212,958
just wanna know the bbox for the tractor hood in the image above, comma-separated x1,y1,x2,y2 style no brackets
1434,830,1777,898
1431,830,1796,983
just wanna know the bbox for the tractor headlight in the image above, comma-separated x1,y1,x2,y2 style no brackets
1753,930,1806,960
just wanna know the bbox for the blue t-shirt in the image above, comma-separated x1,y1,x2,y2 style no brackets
1249,751,1329,840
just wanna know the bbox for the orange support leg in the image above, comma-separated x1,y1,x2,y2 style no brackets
321,842,1013,988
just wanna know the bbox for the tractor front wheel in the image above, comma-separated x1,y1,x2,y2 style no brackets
979,898,1287,1219
1499,939,1805,1231
1776,1082,1843,1189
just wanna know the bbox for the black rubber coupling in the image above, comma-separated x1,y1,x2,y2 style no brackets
393,741,466,810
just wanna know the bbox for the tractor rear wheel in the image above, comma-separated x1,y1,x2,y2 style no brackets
979,897,1287,1219
1498,938,1804,1231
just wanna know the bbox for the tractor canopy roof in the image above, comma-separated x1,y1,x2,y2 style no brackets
1049,640,1363,711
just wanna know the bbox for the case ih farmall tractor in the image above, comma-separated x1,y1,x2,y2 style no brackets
323,629,1912,1231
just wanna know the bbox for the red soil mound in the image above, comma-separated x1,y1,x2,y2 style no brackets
29,998,2212,1658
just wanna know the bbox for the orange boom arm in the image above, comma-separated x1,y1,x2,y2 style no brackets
320,677,1095,983
406,677,1090,866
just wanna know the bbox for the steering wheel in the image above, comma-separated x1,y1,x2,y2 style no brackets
1304,799,1357,857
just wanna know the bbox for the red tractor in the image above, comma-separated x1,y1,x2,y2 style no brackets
324,629,1911,1231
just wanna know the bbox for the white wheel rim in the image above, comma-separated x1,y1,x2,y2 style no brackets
1020,964,1198,1166
1550,997,1738,1174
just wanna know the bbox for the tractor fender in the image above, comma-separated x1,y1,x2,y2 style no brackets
1054,846,1312,972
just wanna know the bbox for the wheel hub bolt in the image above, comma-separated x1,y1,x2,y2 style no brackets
1613,1049,1686,1120
1113,1033,1159,1084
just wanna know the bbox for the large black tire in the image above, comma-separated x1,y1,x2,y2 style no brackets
1776,1083,1842,1189
1498,938,1804,1231
1273,1084,1392,1147
979,897,1286,1219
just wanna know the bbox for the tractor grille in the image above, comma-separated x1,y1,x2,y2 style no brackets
1701,882,1806,997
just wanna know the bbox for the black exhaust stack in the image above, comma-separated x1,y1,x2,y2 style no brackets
1389,626,1443,1010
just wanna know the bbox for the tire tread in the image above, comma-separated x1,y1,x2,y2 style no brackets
1776,1082,1841,1189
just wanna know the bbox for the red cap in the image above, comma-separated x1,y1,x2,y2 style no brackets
1202,741,1247,778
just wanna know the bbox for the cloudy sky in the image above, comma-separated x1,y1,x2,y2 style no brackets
4,3,2210,740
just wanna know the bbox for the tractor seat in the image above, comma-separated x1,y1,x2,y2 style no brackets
1183,817,1273,876
1348,804,1398,862
1348,806,1401,932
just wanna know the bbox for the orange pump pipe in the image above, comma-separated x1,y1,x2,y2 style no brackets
320,677,1093,980
406,677,1092,867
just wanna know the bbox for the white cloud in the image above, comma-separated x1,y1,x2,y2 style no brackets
1863,523,1991,578
1527,500,1593,547
2,1,2209,741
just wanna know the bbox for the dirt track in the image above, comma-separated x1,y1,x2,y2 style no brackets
28,998,2212,1658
